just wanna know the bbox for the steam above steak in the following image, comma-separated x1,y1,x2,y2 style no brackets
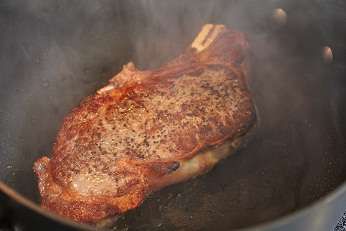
33,24,256,224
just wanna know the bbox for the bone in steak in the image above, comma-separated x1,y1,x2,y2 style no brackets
33,24,256,224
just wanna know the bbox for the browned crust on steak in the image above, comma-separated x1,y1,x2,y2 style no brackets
33,24,256,223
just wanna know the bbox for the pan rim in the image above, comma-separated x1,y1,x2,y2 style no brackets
1,179,346,230
0,181,93,231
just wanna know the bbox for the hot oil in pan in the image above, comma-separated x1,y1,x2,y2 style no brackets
114,0,346,230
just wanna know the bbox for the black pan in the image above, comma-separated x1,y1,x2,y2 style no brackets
1,0,346,230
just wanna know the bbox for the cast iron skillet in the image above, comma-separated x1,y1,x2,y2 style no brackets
1,0,346,230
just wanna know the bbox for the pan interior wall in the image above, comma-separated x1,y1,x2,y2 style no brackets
0,0,346,230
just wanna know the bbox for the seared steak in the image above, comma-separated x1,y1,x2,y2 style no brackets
33,24,256,223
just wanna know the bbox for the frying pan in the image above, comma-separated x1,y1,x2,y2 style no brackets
1,0,346,230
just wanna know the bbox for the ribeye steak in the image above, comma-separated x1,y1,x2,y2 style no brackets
33,24,256,224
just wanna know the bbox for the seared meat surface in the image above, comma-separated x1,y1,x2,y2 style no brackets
33,24,256,223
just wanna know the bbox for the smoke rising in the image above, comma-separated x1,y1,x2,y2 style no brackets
125,0,278,68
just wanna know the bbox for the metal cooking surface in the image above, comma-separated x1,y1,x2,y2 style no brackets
0,0,346,230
